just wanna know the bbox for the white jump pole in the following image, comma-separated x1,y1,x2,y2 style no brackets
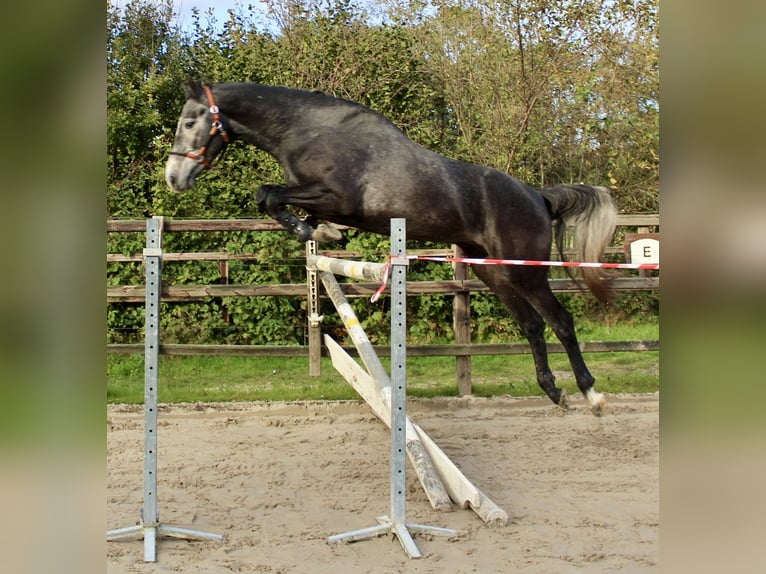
107,216,222,562
312,269,452,511
327,219,462,558
307,253,387,282
311,248,508,526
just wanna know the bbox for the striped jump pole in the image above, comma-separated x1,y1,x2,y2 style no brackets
306,254,387,281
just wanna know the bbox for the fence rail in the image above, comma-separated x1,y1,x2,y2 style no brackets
107,215,658,393
107,214,659,302
108,339,658,357
107,277,658,303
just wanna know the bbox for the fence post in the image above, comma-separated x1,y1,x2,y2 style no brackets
306,240,322,376
219,258,230,324
452,245,472,395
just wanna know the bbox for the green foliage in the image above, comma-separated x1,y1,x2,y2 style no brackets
107,0,659,347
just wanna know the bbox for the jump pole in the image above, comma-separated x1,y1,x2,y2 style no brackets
326,219,463,558
324,337,507,525
309,249,452,510
107,216,222,562
317,271,452,511
309,246,508,526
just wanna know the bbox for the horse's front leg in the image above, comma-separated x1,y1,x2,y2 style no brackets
256,184,313,241
256,183,341,242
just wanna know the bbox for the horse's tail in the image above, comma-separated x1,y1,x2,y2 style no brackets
540,184,617,303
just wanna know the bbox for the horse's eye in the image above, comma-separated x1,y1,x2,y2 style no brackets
184,121,195,129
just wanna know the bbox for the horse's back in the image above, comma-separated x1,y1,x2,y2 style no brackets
237,83,552,250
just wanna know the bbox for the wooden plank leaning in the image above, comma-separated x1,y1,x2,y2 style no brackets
317,270,453,512
325,335,508,525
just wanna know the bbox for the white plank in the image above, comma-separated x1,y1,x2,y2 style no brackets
411,422,481,508
327,336,507,523
325,336,452,511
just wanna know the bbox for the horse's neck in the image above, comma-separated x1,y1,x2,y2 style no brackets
216,84,300,155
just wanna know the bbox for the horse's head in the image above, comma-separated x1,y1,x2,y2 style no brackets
165,81,230,192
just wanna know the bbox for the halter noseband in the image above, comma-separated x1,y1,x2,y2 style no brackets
170,85,230,170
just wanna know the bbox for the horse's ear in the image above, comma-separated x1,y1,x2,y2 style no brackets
183,78,204,101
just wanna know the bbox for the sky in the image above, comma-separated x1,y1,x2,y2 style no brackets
114,0,392,33
111,1,270,33
171,1,265,31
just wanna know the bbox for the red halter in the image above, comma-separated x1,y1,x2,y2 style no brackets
170,85,230,169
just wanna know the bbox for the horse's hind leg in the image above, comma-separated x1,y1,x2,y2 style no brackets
473,264,605,415
516,272,607,416
470,265,569,409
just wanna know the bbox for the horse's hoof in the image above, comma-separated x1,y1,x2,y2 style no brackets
295,225,314,243
590,400,606,417
311,223,343,242
587,391,607,417
557,389,569,410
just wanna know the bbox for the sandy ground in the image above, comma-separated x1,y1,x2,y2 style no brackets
107,393,659,573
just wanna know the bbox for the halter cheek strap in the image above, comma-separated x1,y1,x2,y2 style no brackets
170,85,230,169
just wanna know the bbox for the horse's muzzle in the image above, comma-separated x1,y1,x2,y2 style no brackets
165,156,201,192
165,172,186,192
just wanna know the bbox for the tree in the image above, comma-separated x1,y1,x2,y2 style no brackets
391,0,658,206
106,0,658,345
107,0,189,216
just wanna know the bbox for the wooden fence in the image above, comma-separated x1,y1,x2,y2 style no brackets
107,215,658,394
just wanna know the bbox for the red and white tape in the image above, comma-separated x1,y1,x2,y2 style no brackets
410,255,659,271
371,255,658,302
